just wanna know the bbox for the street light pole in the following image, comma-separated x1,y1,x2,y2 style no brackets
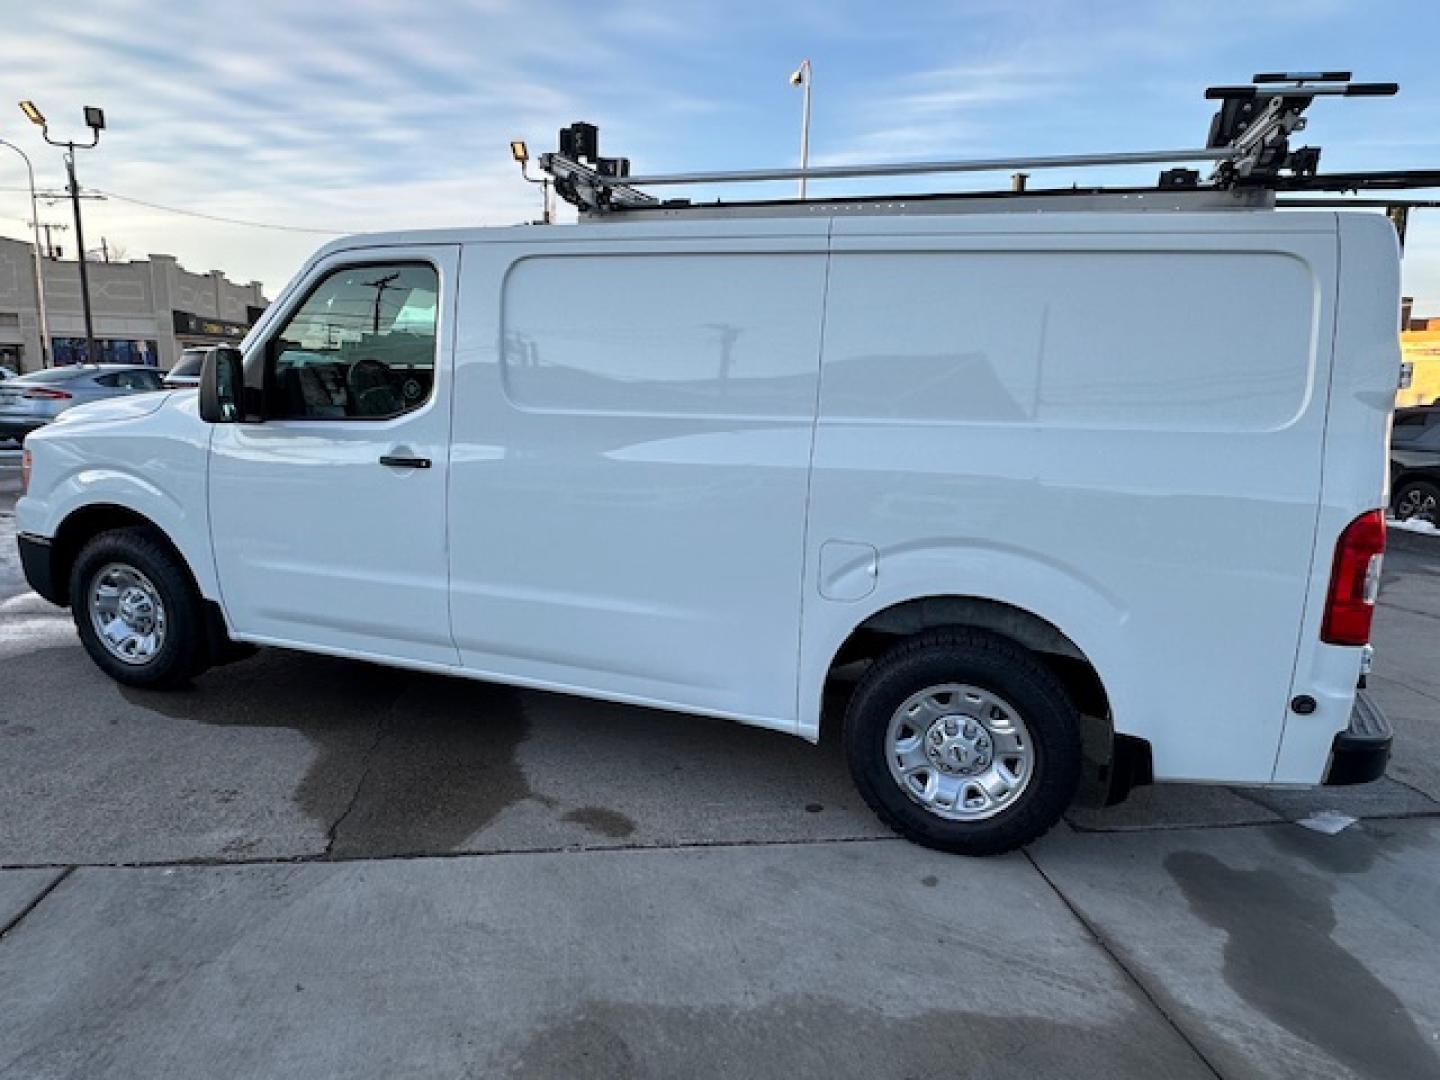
0,138,51,368
20,101,105,365
789,59,813,199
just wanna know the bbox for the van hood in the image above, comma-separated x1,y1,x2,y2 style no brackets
50,390,175,429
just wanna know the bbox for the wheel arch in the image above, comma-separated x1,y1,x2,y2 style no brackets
50,502,244,670
814,594,1151,806
50,504,197,608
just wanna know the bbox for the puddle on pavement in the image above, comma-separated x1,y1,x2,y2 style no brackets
114,649,802,857
118,651,542,858
1165,851,1439,1079
1262,818,1431,876
561,807,636,839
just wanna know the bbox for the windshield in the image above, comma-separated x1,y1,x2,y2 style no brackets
168,351,206,378
13,367,92,383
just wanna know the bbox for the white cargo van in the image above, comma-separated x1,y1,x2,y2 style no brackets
13,84,1408,854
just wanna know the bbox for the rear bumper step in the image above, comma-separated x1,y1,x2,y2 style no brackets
1323,690,1392,786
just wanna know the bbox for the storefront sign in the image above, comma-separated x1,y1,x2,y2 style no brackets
171,310,252,340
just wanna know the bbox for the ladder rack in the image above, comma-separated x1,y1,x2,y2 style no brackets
522,73,1440,220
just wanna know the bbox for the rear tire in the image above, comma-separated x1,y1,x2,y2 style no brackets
844,628,1082,856
70,527,207,689
1392,479,1440,525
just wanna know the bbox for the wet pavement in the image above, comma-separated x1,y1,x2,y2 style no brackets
1,501,1437,1078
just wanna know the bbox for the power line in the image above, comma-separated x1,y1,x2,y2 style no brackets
90,189,351,234
1,184,350,234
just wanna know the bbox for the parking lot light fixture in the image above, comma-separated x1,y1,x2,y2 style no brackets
510,138,553,223
789,60,812,199
19,101,105,364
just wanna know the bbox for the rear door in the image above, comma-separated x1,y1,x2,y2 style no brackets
209,245,461,666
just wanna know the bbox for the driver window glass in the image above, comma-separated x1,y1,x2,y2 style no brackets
268,263,438,419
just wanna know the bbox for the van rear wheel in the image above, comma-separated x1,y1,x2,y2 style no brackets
844,629,1081,856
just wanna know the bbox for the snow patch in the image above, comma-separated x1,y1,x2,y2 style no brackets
1388,516,1440,537
1297,811,1357,836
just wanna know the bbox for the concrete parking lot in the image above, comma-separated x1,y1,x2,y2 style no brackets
2,473,1438,1079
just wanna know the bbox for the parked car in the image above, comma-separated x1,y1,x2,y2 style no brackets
162,348,207,389
0,364,17,381
0,364,165,442
1391,405,1440,524
13,210,1400,856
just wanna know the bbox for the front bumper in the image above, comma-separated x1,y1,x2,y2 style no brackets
17,533,65,606
0,418,47,441
1322,690,1392,786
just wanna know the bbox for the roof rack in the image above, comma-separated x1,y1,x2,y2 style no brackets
524,74,1440,220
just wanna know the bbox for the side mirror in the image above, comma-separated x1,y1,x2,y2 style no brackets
199,346,246,424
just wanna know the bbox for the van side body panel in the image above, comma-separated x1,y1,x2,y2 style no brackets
447,223,830,730
802,213,1342,783
1273,213,1399,782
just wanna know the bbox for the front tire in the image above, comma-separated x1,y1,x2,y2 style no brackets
70,527,207,689
844,628,1082,856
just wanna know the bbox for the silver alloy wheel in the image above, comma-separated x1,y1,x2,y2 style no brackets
1397,487,1438,523
88,562,168,665
885,683,1035,821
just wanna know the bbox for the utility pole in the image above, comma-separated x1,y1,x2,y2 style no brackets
364,272,400,334
20,101,106,364
30,221,67,259
0,138,52,368
63,149,97,362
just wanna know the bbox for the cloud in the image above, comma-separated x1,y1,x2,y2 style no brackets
1,0,715,292
2,0,1438,309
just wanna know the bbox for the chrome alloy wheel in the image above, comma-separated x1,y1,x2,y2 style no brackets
885,683,1035,821
88,562,168,665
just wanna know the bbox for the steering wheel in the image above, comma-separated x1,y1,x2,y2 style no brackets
346,357,399,417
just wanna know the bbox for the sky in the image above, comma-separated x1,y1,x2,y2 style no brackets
3,0,1439,307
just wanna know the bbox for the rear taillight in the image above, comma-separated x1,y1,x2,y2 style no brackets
21,387,72,400
1321,509,1386,646
20,448,31,495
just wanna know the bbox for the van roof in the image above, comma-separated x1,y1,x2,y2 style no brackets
312,206,1361,261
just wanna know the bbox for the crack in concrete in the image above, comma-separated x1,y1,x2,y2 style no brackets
1023,850,1226,1080
0,867,74,945
5,806,1438,873
323,718,390,860
1069,801,1440,834
1369,670,1440,708
0,834,900,874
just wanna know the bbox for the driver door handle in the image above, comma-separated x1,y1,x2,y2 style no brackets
379,455,431,469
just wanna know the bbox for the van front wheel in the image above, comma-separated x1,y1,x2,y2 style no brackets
844,629,1082,856
70,527,206,689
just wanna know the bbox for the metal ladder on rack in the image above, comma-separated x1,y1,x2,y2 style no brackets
515,73,1440,223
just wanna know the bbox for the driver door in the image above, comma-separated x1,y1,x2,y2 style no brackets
208,245,461,666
